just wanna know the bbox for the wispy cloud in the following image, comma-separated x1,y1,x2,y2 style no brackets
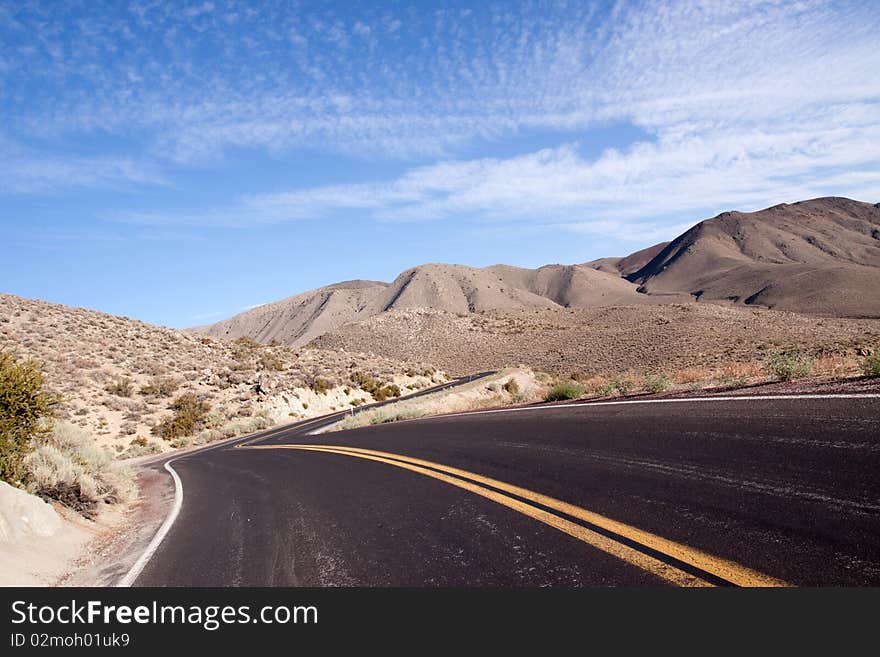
0,137,166,194
3,0,879,228
114,122,880,235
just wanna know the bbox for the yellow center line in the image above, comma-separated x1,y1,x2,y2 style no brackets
241,443,789,587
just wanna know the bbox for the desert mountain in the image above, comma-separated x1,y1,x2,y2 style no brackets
627,197,880,317
586,241,670,277
202,197,880,347
201,279,389,347
203,262,655,346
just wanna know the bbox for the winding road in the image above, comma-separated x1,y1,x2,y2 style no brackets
128,390,880,587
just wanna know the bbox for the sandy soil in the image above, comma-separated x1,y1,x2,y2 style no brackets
312,303,880,376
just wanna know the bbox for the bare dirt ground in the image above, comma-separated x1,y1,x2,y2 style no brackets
311,303,880,376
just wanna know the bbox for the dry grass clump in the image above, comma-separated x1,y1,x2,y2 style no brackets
23,421,135,518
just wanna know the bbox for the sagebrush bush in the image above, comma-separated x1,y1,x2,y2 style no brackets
104,378,134,397
502,378,520,395
152,393,211,440
765,350,813,381
544,382,585,402
258,352,285,372
0,351,57,483
313,378,332,395
862,352,880,377
350,371,399,400
24,421,136,517
121,440,162,459
139,376,179,397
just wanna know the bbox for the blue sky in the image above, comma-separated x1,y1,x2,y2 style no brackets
2,1,878,328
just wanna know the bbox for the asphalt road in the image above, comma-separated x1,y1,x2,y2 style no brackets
132,393,880,587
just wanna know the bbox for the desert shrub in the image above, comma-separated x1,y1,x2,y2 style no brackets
350,371,380,393
121,439,162,459
104,378,134,397
350,371,398,400
194,429,223,445
0,351,58,483
313,378,332,395
862,352,880,377
24,421,136,517
544,382,585,402
203,411,226,429
612,377,635,394
502,378,520,395
765,349,813,381
139,376,180,397
152,393,212,440
258,351,285,372
373,384,401,401
644,375,671,394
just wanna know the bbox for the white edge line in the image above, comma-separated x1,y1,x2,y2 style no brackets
117,459,184,587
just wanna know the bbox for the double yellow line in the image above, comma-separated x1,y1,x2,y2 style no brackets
239,443,789,587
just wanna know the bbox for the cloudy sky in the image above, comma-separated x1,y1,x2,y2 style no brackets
2,0,878,327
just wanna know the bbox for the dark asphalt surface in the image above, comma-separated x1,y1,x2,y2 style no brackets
134,393,880,586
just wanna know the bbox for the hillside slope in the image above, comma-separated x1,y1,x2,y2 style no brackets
202,262,658,346
0,293,444,456
203,280,388,346
628,197,880,317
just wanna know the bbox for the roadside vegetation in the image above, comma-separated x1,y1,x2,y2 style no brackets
331,346,880,432
0,351,58,483
764,349,814,381
1,350,134,518
543,382,585,402
862,352,880,377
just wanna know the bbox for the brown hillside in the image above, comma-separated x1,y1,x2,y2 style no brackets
628,198,880,317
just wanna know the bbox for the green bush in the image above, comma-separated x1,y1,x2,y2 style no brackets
862,352,880,377
644,375,671,394
152,393,212,441
0,352,57,483
765,350,813,381
544,382,585,402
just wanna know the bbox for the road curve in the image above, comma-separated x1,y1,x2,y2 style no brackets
131,394,880,586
